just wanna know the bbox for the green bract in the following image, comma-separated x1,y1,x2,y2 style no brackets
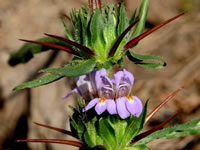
9,0,168,90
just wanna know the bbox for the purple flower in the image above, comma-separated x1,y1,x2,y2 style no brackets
82,69,117,115
65,68,142,119
63,71,97,100
114,69,142,119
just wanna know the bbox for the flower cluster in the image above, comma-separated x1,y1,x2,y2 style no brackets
65,69,143,119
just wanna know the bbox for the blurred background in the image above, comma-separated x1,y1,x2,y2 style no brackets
0,0,199,150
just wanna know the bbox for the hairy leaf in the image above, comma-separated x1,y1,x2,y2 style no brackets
99,118,116,150
128,51,167,69
119,99,149,149
14,74,62,90
40,59,96,77
135,119,200,146
9,37,71,66
90,9,106,62
132,0,149,38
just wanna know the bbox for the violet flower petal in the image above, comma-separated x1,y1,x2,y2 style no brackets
95,98,107,115
114,69,134,98
95,68,114,99
116,97,130,119
106,99,117,115
75,74,93,99
126,96,143,118
82,98,99,112
63,88,78,99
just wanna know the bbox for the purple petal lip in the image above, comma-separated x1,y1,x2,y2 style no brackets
106,99,117,115
126,96,143,118
95,99,107,115
82,98,99,112
116,97,130,119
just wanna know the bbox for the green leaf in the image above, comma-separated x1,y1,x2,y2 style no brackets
99,118,116,150
129,9,137,25
109,116,128,147
8,37,71,66
119,99,149,149
74,15,82,44
103,5,117,54
112,3,130,61
40,58,96,77
128,51,167,69
79,8,92,48
84,117,103,147
132,0,149,38
90,9,106,62
135,119,200,146
61,19,74,41
70,108,85,140
117,3,129,36
14,74,62,90
125,145,150,150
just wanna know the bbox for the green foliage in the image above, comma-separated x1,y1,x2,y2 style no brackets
134,119,200,146
70,108,85,140
112,3,131,61
8,37,71,66
99,118,116,150
61,19,74,41
132,0,149,38
14,74,62,90
40,58,96,77
127,51,167,69
125,145,150,150
118,100,149,149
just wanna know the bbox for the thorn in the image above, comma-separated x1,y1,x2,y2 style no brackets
34,122,75,138
44,33,94,56
19,39,79,56
124,13,184,51
109,17,139,57
131,113,177,145
17,139,82,147
146,87,183,123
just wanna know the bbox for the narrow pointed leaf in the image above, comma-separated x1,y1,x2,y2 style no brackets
19,39,78,55
146,88,182,123
61,19,74,41
119,99,149,149
129,9,137,25
127,51,167,69
17,139,82,147
134,119,200,146
45,33,94,56
109,18,139,57
99,118,116,149
14,74,62,90
125,145,150,150
8,37,74,66
90,9,106,62
40,59,96,77
117,3,129,36
131,113,177,145
131,0,149,38
124,13,184,51
34,122,74,137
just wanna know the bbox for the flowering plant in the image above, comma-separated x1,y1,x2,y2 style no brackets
8,0,200,150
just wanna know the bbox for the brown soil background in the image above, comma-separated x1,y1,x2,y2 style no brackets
0,0,200,150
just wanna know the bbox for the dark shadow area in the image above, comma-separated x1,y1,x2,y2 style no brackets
2,114,30,150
